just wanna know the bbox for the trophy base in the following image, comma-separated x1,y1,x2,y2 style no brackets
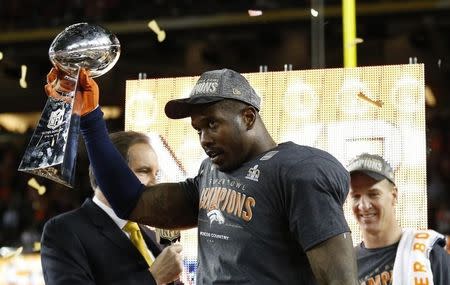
19,167,73,188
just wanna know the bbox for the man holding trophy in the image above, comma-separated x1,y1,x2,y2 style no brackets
45,67,359,284
39,22,358,284
55,66,358,284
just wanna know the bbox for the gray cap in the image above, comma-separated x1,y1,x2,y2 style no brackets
347,153,395,185
165,68,261,119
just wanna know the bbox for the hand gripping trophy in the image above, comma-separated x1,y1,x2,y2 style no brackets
18,23,120,187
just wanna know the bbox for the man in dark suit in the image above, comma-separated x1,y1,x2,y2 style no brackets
40,131,183,285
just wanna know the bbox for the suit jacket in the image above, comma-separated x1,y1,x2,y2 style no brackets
40,198,162,285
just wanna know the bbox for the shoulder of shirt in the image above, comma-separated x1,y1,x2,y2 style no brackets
276,142,343,168
431,241,450,255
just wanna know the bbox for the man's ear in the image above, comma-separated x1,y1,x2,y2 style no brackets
392,186,398,204
241,106,257,130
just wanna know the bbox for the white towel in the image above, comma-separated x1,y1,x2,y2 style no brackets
392,228,445,285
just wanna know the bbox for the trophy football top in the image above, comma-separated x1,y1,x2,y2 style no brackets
49,22,121,78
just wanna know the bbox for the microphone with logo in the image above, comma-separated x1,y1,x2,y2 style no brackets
155,228,183,285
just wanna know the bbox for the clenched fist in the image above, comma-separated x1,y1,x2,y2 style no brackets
44,67,99,116
150,243,184,285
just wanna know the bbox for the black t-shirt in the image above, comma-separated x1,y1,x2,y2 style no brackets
356,239,450,285
181,142,351,284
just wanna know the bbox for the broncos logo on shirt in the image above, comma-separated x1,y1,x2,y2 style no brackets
207,209,225,225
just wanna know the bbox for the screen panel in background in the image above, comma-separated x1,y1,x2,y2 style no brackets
125,64,426,284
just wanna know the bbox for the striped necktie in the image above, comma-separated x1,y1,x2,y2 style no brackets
123,221,154,266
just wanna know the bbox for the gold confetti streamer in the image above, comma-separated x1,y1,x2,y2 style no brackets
425,86,436,107
19,65,28,88
33,242,41,252
148,20,166,42
248,10,263,17
310,9,319,17
346,38,364,48
357,92,383,108
28,177,46,195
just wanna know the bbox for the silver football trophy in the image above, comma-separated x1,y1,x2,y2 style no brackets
18,23,120,187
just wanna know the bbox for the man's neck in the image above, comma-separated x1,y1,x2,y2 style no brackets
362,224,402,249
253,126,277,154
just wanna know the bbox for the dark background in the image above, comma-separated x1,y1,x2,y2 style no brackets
0,0,449,250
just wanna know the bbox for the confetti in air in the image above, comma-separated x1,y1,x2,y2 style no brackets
33,242,41,252
357,92,383,108
248,10,263,16
346,38,364,48
19,65,27,88
28,177,46,195
148,20,166,42
310,9,319,17
425,86,436,107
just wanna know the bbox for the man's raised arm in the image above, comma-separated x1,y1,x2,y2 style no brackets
46,68,197,228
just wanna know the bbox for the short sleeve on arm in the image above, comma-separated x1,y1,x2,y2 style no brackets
178,160,207,212
179,178,199,211
285,156,351,251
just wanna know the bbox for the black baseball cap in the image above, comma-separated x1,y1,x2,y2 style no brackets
347,153,395,185
164,68,261,119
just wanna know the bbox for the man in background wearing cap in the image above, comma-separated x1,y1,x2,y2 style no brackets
348,153,450,285
46,67,358,284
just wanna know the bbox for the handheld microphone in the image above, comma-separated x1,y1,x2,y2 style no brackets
155,228,182,284
156,228,180,246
